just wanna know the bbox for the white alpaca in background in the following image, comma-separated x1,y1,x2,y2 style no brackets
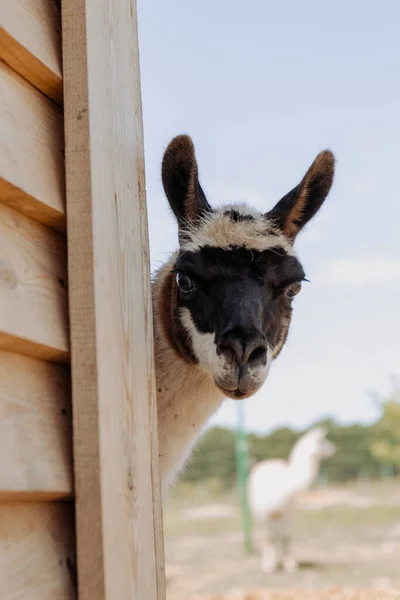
248,426,336,573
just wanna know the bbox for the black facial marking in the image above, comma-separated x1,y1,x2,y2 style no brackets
223,209,255,222
174,245,305,356
176,246,304,289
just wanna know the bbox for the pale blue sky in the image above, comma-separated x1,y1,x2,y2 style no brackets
138,0,400,433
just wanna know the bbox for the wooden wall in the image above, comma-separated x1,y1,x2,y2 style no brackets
0,0,165,597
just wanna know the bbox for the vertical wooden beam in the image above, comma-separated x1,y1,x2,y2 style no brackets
61,0,165,598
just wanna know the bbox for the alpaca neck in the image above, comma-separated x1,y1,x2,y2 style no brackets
152,260,224,497
288,454,321,494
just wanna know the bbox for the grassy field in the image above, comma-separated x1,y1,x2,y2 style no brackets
164,480,400,600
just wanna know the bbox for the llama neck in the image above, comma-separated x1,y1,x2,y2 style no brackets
152,260,224,497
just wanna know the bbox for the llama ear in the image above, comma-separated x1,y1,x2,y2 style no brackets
266,150,335,240
162,135,211,227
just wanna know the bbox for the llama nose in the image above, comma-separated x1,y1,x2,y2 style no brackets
217,330,268,368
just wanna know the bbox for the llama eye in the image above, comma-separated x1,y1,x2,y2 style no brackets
287,281,302,299
176,272,194,293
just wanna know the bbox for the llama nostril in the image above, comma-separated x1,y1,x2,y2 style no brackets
217,343,237,364
248,345,267,366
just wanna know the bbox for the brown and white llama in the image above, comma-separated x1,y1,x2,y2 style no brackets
153,135,335,497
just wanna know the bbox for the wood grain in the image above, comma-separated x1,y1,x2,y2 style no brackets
62,0,166,597
0,61,66,232
0,350,73,499
0,502,76,599
0,204,69,362
0,0,63,104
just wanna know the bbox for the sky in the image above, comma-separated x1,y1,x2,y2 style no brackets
137,0,400,434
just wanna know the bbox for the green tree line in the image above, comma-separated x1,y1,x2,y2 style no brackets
180,381,400,488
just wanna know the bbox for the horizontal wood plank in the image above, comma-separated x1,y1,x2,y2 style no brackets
0,502,76,599
0,61,65,232
0,0,63,104
0,204,69,362
0,350,73,499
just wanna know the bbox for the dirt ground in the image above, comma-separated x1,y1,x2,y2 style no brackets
164,482,400,600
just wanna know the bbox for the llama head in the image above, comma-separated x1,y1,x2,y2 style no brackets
290,426,336,464
160,135,335,400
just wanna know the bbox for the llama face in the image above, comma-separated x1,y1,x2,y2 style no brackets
174,232,304,398
160,135,335,400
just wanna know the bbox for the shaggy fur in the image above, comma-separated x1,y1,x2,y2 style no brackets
180,203,294,254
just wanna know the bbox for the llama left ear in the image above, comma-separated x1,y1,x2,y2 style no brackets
266,150,335,240
161,135,211,229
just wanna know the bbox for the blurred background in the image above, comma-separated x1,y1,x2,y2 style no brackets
138,1,400,597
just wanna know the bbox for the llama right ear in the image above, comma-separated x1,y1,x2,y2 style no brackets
162,135,211,228
266,150,335,240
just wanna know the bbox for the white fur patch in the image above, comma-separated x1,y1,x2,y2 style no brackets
179,308,229,380
181,202,294,255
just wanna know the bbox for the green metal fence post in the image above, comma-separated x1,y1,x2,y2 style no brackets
235,400,253,553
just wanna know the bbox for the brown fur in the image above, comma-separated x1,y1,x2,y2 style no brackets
162,135,209,225
157,256,196,364
283,182,310,238
281,150,335,238
152,261,224,494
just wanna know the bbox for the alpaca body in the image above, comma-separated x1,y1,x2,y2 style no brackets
249,459,297,521
149,135,335,498
248,427,336,572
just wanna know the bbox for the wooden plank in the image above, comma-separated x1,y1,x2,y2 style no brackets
0,204,69,362
0,0,63,104
0,61,65,232
0,501,76,599
62,0,166,597
0,350,73,499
